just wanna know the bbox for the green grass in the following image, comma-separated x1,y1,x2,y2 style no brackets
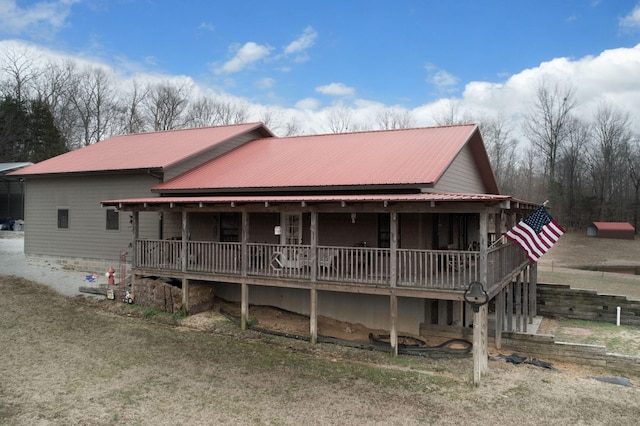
553,318,640,355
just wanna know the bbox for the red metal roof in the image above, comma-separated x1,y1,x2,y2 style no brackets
154,124,482,192
102,192,511,207
591,222,635,232
10,123,272,176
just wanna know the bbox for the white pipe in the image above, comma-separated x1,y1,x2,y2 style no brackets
616,306,621,326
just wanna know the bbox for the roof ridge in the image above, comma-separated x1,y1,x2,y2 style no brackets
277,123,478,140
115,122,266,138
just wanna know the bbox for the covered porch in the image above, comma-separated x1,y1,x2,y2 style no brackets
106,193,536,384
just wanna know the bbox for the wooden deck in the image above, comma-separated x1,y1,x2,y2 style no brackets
134,240,527,293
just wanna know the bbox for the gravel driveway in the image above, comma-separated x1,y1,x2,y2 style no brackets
0,232,92,297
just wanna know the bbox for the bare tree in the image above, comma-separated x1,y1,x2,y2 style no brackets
628,138,640,232
522,79,576,204
184,97,249,128
376,107,414,130
479,114,519,193
115,79,149,134
432,100,473,126
145,81,192,131
325,104,353,133
68,66,117,147
0,47,40,104
588,102,633,220
258,109,302,136
557,117,590,227
34,60,78,147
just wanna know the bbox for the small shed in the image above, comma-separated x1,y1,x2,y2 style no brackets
587,222,635,240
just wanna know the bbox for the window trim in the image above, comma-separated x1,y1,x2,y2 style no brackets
57,208,69,229
106,208,120,231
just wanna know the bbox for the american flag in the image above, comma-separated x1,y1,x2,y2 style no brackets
505,206,565,263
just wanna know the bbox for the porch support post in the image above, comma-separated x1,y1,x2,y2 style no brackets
493,212,502,243
389,213,398,357
473,303,488,387
310,286,318,344
506,282,514,332
452,301,464,326
390,212,398,287
310,212,318,282
515,272,522,332
523,268,529,333
479,210,488,284
472,210,490,386
390,292,398,357
181,211,189,313
241,211,249,277
131,211,139,267
495,287,504,349
131,211,139,287
241,281,249,331
530,263,538,318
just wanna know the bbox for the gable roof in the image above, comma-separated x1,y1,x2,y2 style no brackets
154,124,499,194
10,123,273,176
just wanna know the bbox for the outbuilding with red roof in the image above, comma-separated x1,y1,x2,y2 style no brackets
587,222,635,239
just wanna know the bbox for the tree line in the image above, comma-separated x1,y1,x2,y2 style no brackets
1,49,638,231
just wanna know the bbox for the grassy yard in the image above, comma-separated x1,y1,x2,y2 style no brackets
2,276,640,425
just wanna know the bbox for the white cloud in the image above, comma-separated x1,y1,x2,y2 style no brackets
0,0,79,37
315,82,355,97
2,39,640,137
284,26,317,55
215,41,273,74
620,4,640,31
255,77,274,90
425,63,458,93
295,97,321,110
198,22,215,32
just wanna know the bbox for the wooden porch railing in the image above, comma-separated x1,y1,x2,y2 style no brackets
135,239,525,290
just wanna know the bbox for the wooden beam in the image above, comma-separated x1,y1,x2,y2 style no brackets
181,211,188,273
131,211,139,268
515,272,522,332
481,303,488,375
241,281,248,331
530,263,538,318
310,212,318,282
390,213,398,288
241,211,249,277
495,288,504,349
390,292,398,357
472,305,483,386
182,278,189,314
310,286,318,344
523,269,529,333
506,282,513,332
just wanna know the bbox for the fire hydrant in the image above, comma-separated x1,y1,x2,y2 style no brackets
106,266,115,285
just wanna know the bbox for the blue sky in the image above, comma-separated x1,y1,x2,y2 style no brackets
1,0,640,133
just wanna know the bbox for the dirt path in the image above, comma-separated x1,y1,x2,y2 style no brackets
1,276,640,425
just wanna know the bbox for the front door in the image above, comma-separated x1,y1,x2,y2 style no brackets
281,213,302,245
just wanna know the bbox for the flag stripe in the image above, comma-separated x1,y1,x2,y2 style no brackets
505,206,565,263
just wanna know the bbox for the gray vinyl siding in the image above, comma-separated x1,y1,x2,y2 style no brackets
163,130,269,181
433,145,486,193
23,173,160,261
